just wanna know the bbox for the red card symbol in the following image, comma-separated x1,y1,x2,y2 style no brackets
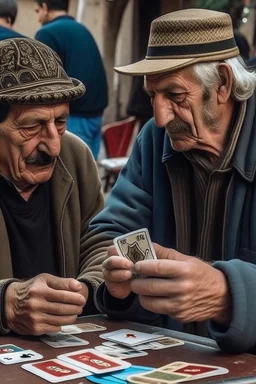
70,352,120,370
176,365,217,376
34,361,78,377
126,334,136,338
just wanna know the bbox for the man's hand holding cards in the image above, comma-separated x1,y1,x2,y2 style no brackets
102,228,157,300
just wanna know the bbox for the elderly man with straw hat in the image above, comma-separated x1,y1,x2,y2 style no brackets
86,9,256,353
0,38,105,336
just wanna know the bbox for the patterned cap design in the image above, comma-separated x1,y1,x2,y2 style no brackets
0,38,85,104
115,9,239,76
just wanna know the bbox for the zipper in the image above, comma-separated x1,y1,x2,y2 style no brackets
59,178,74,278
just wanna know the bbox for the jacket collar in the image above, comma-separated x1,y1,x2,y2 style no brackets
161,93,256,182
45,15,74,25
231,93,256,182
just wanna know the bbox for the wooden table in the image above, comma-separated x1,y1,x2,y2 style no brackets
1,314,256,383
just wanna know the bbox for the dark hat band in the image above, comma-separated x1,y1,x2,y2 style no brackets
146,37,237,58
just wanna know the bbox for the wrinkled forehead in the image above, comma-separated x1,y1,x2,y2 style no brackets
6,102,70,121
144,65,197,91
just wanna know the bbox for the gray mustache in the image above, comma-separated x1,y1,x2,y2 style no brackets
25,151,54,166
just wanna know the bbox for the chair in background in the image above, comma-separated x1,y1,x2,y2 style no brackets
99,116,139,192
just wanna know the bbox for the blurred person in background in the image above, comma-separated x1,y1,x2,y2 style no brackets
0,0,24,39
33,0,108,160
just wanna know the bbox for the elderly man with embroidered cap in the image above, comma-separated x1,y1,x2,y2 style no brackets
0,38,105,336
84,9,256,353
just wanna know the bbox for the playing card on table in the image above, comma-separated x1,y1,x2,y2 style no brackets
99,328,133,340
0,349,43,365
127,367,190,383
59,325,83,335
150,336,184,349
41,333,89,348
57,348,131,374
103,329,163,347
161,361,229,380
22,358,90,383
0,344,23,354
76,323,107,332
114,228,157,263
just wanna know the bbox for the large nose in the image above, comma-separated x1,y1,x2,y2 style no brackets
153,95,175,128
37,121,62,156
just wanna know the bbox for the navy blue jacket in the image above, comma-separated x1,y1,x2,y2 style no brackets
0,26,24,40
35,16,108,117
90,93,256,353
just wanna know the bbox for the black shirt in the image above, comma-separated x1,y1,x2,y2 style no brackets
0,176,57,279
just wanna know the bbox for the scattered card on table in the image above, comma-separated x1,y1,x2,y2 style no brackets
106,329,163,346
103,341,154,351
0,349,43,365
114,228,157,263
150,336,184,349
41,333,89,348
60,325,83,335
101,349,148,360
0,344,23,354
76,323,107,332
22,358,90,383
162,361,229,380
127,368,189,383
99,328,133,340
57,348,131,374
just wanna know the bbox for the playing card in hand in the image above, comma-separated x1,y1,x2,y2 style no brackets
114,228,157,263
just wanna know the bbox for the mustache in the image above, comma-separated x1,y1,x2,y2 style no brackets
165,120,191,134
25,151,55,166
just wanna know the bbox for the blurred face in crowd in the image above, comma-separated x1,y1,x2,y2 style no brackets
144,64,233,159
34,2,49,25
0,103,69,190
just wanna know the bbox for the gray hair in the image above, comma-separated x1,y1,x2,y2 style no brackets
0,0,17,25
193,56,256,102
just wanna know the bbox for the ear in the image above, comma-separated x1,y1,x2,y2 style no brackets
216,63,233,104
41,2,49,12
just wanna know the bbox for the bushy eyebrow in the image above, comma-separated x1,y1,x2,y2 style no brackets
17,112,69,125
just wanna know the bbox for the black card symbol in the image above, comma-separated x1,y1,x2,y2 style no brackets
20,353,34,358
4,357,12,360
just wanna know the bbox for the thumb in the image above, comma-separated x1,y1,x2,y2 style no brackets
153,243,189,261
44,274,82,292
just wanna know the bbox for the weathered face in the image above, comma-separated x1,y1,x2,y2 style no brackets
144,66,222,153
0,103,69,190
34,2,49,25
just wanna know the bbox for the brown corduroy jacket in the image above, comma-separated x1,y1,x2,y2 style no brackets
0,132,106,335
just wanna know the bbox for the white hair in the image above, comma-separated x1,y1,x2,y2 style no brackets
193,56,256,101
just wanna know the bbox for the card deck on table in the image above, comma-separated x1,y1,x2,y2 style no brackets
76,323,107,332
150,337,184,349
94,346,148,359
41,333,89,348
0,344,23,354
103,329,163,347
57,348,131,374
114,228,157,263
87,365,154,384
103,341,154,351
22,358,90,383
0,349,43,365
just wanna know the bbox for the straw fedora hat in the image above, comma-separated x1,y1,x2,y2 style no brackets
0,38,85,104
115,8,239,76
